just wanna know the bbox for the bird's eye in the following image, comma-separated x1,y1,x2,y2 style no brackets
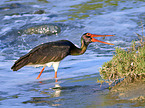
86,33,91,36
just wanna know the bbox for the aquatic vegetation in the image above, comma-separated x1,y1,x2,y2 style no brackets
99,29,145,85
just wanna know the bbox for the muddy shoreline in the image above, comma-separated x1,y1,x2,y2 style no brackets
109,78,145,105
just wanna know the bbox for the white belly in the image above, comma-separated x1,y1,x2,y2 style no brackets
27,62,60,72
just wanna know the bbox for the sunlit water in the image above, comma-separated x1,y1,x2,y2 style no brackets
0,0,145,107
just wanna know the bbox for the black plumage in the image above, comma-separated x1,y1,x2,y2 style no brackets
11,33,114,80
11,40,77,71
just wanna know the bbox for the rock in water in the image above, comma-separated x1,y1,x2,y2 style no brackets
34,10,45,14
0,3,23,10
20,25,61,35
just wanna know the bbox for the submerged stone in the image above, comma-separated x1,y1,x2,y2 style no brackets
0,3,45,16
20,24,61,35
0,3,23,10
34,10,45,14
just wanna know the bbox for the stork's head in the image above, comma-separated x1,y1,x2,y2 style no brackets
82,33,114,45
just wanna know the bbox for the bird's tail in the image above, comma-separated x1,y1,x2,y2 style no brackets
11,54,29,71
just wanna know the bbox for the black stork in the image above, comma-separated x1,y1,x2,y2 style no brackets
11,33,114,80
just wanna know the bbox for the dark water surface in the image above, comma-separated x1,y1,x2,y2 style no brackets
0,0,145,108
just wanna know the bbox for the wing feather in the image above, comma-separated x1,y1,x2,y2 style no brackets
27,41,71,64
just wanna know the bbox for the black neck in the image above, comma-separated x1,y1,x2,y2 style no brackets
70,39,89,55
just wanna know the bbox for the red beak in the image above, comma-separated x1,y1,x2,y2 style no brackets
91,34,115,45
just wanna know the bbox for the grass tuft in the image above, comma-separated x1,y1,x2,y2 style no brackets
99,25,145,85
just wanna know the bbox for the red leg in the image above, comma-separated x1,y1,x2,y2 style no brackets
55,71,58,82
55,71,57,78
36,67,45,79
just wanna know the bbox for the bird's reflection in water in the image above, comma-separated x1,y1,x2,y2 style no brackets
23,82,63,107
52,84,61,97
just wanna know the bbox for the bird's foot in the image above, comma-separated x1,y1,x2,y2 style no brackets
36,77,40,79
55,78,58,82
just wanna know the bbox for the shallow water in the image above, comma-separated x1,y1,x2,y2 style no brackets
0,0,145,108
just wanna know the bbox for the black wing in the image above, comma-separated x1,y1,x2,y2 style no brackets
11,40,73,71
27,40,71,64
